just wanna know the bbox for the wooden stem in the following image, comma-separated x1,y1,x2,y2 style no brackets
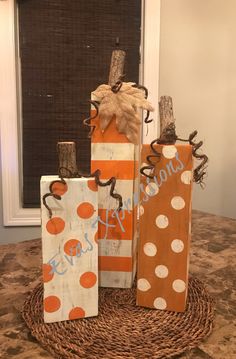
159,96,175,135
57,142,77,177
108,49,126,86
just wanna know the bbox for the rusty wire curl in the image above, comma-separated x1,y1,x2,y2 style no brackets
111,80,123,93
42,167,123,219
42,193,61,219
83,100,100,138
178,130,208,187
140,124,208,187
132,83,153,124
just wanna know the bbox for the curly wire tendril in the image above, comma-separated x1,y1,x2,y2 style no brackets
83,100,100,138
111,80,123,93
187,131,209,187
42,167,123,219
140,123,177,178
140,124,208,188
177,131,208,187
42,193,61,219
131,83,153,124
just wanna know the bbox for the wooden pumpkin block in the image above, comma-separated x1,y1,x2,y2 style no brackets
137,144,193,312
91,109,139,288
41,176,98,323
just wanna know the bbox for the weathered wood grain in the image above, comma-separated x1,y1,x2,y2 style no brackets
91,111,139,288
159,96,175,135
41,176,98,323
57,142,77,177
108,49,126,86
137,144,193,312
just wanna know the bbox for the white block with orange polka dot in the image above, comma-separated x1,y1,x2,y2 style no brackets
137,144,193,312
40,176,98,323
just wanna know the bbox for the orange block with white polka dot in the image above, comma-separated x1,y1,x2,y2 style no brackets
137,144,193,312
41,176,98,323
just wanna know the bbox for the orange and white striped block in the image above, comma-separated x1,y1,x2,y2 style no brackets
41,176,98,323
91,106,139,288
137,144,193,312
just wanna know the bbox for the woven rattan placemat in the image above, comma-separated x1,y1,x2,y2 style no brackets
22,278,214,359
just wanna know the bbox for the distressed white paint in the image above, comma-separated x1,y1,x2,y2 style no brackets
172,279,186,293
143,242,157,257
137,278,151,292
155,265,169,278
99,239,132,257
99,271,134,288
91,89,139,288
41,176,98,323
91,139,139,288
171,196,186,210
171,239,184,253
155,214,169,229
98,179,138,210
92,143,136,161
153,297,167,310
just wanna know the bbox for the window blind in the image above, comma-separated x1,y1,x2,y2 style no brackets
18,0,141,207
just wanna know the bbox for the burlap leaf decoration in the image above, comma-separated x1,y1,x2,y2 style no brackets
92,82,154,144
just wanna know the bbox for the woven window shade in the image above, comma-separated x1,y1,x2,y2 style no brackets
18,0,141,207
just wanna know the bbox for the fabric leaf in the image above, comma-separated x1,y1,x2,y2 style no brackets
92,82,154,144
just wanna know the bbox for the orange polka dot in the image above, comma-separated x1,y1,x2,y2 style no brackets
69,307,85,320
64,239,82,256
94,231,98,244
51,181,68,196
46,217,65,235
77,202,95,219
80,271,97,289
44,295,61,313
87,179,98,192
43,263,54,283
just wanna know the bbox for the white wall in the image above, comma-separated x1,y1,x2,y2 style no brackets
159,0,236,219
0,146,41,244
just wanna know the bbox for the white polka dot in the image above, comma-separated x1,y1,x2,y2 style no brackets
137,278,151,292
153,297,167,310
171,196,185,210
171,239,184,253
172,279,186,293
155,265,169,278
145,182,159,196
143,242,157,257
181,170,192,185
155,215,169,229
139,205,144,217
162,146,177,159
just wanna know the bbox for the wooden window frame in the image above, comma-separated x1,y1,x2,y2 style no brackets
0,0,160,226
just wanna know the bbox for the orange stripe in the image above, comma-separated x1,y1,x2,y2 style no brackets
91,160,138,180
91,111,130,143
99,256,133,272
97,208,134,241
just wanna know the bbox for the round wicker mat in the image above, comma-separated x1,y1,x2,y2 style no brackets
22,278,214,359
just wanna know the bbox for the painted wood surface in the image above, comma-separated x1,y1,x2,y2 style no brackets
137,144,193,312
41,176,98,323
91,106,139,288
